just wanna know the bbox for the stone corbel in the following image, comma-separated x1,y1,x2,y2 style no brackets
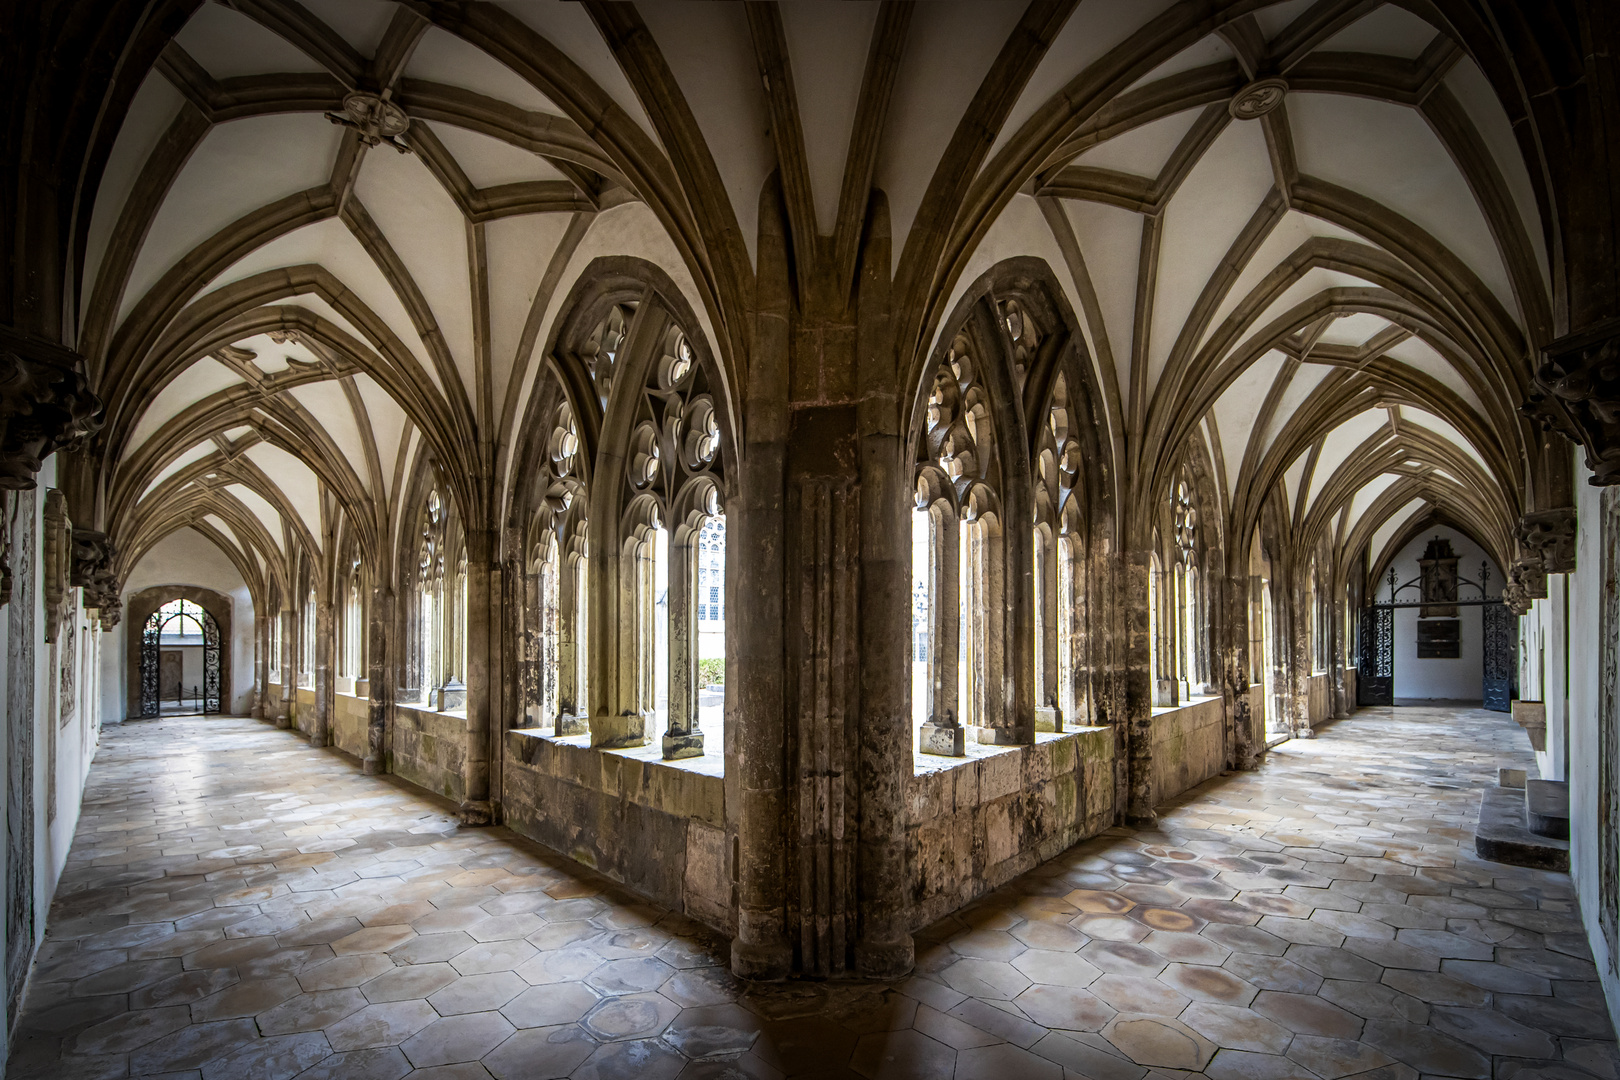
1523,318,1620,486
72,528,122,628
0,328,103,491
42,490,72,643
1502,577,1533,616
1517,507,1577,576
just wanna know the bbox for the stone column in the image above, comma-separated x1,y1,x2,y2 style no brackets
1152,562,1179,707
1291,577,1312,737
461,526,494,825
1226,559,1257,769
1035,531,1060,730
252,616,267,719
664,533,702,758
311,595,332,748
854,195,913,979
731,183,790,980
364,584,392,775
276,605,294,728
1124,549,1155,825
918,505,963,755
557,557,586,734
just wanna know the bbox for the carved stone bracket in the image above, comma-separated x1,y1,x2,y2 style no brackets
1502,576,1533,616
1523,319,1620,486
0,328,103,491
72,528,121,628
1517,507,1577,575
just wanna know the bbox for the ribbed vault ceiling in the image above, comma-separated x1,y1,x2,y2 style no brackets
86,0,1549,606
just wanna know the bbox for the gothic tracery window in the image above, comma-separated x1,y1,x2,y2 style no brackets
524,396,589,732
407,485,467,708
1034,372,1085,730
912,331,1005,751
619,325,726,758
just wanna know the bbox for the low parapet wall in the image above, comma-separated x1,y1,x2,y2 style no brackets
1152,696,1225,805
502,730,732,933
905,726,1115,930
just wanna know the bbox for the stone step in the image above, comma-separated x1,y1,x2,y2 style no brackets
1526,778,1571,840
1475,785,1569,872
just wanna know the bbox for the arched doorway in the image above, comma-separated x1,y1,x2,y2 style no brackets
140,599,221,717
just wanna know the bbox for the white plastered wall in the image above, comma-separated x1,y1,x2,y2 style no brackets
1565,470,1617,1034
1384,526,1500,702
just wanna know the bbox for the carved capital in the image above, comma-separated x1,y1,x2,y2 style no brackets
1525,318,1620,485
1516,507,1577,575
0,328,103,491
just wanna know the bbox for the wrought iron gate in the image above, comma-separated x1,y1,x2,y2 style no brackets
140,601,223,717
1482,601,1517,712
141,613,161,716
1357,606,1394,705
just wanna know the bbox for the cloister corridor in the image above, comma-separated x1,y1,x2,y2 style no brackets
6,706,1606,1080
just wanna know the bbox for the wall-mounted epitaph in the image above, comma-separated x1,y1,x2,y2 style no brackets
1418,538,1459,618
1417,619,1461,658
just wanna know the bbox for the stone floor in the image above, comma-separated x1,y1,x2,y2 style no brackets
7,705,1614,1079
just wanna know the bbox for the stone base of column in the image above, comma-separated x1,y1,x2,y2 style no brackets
556,713,587,737
435,680,466,711
971,725,1023,747
918,722,965,756
591,713,647,749
275,715,291,730
309,732,326,749
362,756,382,776
1035,706,1062,732
458,799,492,826
1153,679,1179,707
1125,810,1159,828
855,935,915,979
730,937,791,981
662,731,704,759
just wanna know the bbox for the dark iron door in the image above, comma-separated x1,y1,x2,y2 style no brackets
1358,606,1394,705
141,611,162,716
202,608,221,713
1483,601,1517,712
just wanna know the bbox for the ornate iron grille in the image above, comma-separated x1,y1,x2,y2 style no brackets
1481,601,1516,713
202,611,222,713
140,599,224,717
141,610,162,717
1357,606,1394,706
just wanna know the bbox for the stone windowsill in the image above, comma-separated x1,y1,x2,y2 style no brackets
397,701,467,721
511,727,723,779
1150,693,1222,718
911,726,1109,776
